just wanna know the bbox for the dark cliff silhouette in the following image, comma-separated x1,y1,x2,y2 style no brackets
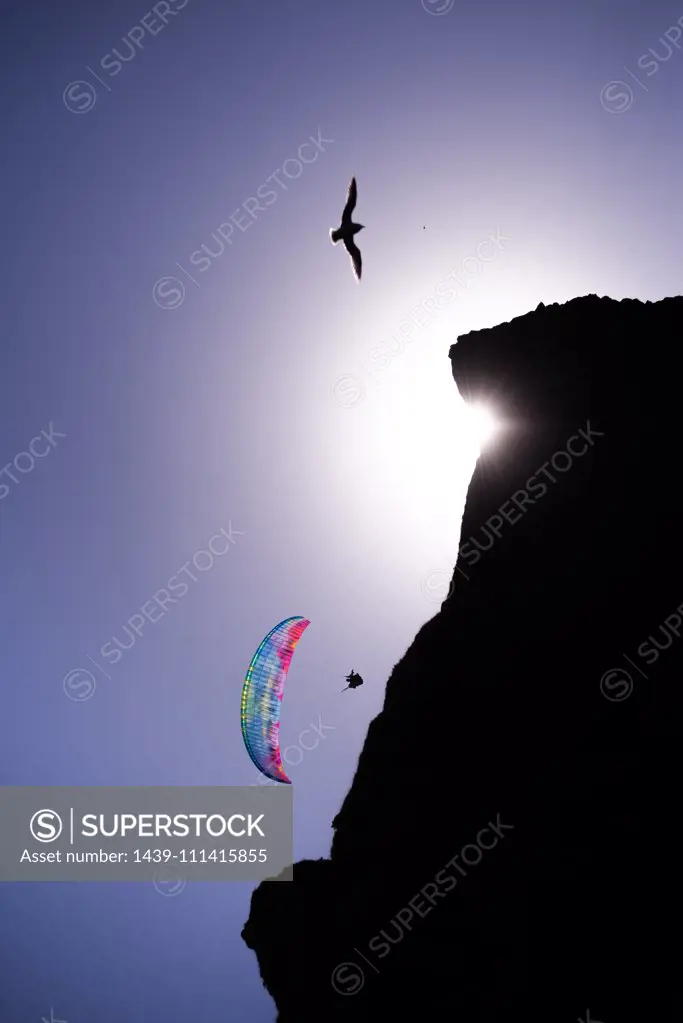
242,295,683,1020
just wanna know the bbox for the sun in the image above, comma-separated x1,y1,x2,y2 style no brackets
465,403,499,451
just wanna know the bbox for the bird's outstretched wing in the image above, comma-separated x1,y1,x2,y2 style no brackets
341,177,357,224
344,236,362,281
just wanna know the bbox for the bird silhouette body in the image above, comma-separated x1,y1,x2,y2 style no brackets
330,177,363,280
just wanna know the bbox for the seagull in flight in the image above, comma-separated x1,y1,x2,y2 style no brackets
330,177,364,281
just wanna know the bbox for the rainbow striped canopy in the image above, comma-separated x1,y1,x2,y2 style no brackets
240,616,310,783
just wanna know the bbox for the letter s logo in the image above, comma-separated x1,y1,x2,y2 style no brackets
30,809,63,843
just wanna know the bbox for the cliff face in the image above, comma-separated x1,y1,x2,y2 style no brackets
242,295,683,1021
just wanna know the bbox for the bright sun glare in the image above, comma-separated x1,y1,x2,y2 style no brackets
466,403,499,450
338,310,505,581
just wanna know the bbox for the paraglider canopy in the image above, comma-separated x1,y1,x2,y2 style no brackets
240,615,310,784
342,670,364,692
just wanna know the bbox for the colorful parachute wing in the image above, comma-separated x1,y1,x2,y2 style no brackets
241,616,310,783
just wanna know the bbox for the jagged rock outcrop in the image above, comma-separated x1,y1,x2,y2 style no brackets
243,295,683,1021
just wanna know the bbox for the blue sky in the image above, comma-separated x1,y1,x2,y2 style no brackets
2,0,682,1019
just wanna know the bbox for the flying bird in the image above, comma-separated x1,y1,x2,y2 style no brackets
330,177,364,281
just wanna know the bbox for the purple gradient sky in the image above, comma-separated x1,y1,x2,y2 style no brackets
1,0,682,1019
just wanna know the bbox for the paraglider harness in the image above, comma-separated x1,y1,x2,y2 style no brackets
342,670,364,692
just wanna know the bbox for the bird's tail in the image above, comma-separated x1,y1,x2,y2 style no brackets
330,227,342,244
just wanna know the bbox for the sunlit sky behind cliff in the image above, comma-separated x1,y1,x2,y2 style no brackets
1,0,682,1019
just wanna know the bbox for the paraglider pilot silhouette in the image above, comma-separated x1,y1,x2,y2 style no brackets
342,670,364,692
